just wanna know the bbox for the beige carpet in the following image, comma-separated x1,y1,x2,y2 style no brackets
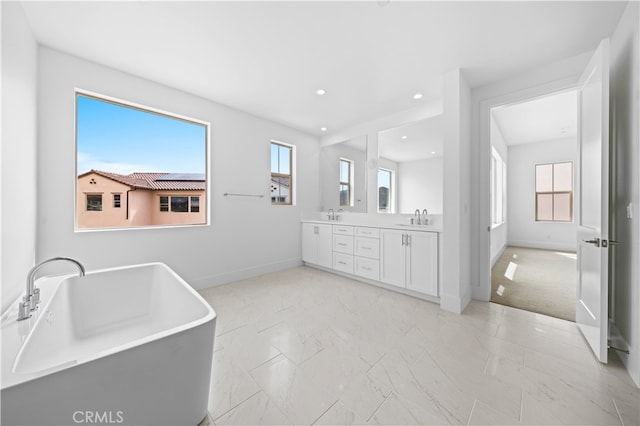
491,246,577,322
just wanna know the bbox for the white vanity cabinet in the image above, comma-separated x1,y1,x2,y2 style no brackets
302,221,439,299
302,223,333,269
380,229,438,296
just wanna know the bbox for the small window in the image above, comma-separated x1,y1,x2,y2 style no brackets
339,158,353,207
191,196,200,213
113,194,121,208
535,162,573,222
271,141,294,205
160,196,169,212
87,194,102,211
171,196,189,213
378,168,393,213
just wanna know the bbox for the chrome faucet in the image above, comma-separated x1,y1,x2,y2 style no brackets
414,209,421,225
327,208,335,221
422,209,428,225
18,257,85,321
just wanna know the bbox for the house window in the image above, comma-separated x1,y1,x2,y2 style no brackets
491,147,506,226
159,196,169,212
191,196,200,213
339,158,353,207
378,168,393,213
171,196,189,212
535,162,573,222
87,194,102,211
76,91,208,230
271,141,294,205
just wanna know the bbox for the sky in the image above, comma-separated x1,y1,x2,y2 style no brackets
76,95,207,175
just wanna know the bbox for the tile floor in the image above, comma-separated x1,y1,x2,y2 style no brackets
198,266,639,425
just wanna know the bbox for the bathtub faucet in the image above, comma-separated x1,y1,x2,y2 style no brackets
17,257,85,321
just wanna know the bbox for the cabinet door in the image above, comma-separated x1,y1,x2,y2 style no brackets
380,229,406,288
316,224,333,269
301,223,318,264
406,231,438,296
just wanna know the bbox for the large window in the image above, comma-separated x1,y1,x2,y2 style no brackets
378,168,393,213
535,162,573,222
339,158,353,207
76,91,208,230
270,141,294,205
491,147,506,226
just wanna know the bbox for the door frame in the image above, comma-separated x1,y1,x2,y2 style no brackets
478,78,581,301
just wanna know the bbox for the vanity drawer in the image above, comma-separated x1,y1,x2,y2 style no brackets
333,235,354,254
333,253,354,274
354,237,380,259
355,257,379,281
355,227,379,239
333,225,354,235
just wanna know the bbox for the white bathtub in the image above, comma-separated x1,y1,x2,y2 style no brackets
1,262,216,426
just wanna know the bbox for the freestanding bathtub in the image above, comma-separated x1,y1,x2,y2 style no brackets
1,262,216,426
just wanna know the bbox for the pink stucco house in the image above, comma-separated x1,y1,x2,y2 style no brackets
77,170,206,229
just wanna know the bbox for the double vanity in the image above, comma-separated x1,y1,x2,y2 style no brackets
302,219,441,301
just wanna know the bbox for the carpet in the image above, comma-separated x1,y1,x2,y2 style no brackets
491,246,577,322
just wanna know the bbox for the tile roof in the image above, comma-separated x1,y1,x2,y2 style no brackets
80,170,206,191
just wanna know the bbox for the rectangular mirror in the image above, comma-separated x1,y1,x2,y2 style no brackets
320,135,367,212
377,116,443,214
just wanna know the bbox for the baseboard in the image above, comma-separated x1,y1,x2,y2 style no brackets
507,240,577,252
440,287,472,314
491,245,507,269
189,257,303,291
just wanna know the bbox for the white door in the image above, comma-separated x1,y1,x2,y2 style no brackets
301,223,317,264
406,231,439,296
380,229,406,288
576,39,610,363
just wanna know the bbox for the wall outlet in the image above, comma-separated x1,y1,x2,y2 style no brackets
627,202,633,219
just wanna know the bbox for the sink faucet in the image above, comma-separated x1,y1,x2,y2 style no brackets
327,208,335,221
422,209,428,225
18,257,85,321
414,209,421,225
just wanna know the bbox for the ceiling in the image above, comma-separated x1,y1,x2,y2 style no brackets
379,115,443,162
20,1,626,137
492,90,578,146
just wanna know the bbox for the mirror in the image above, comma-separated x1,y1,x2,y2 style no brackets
377,116,443,214
320,135,367,212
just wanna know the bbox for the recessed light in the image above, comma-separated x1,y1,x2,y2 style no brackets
431,151,436,154
320,127,327,132
316,89,326,96
401,135,408,140
413,93,423,100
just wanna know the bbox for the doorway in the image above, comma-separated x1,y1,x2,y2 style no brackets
488,90,579,322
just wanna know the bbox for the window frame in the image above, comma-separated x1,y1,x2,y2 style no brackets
377,168,394,214
535,161,574,222
270,140,294,206
339,158,353,207
113,193,121,208
75,89,210,232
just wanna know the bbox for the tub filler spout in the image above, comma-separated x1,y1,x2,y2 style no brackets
17,257,85,321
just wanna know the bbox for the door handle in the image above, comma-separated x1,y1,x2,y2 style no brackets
583,238,600,247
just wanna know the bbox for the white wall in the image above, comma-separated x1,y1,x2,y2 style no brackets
1,3,38,313
609,0,639,387
398,157,443,215
507,138,578,252
490,114,508,266
37,48,319,289
441,68,472,314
